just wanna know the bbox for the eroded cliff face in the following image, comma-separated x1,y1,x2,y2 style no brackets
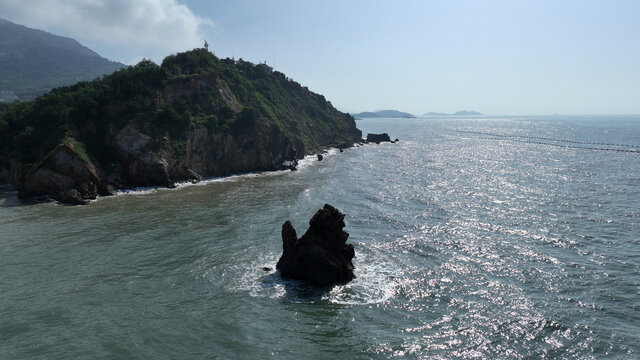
186,120,297,177
12,116,300,203
18,143,106,205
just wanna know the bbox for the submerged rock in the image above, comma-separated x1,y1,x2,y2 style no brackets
276,204,355,286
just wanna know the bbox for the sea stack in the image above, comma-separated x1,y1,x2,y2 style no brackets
276,204,355,286
366,133,392,143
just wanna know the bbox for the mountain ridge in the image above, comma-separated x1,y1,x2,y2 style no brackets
0,18,125,101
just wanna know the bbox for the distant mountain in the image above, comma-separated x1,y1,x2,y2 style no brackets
0,18,125,101
351,110,415,119
453,110,482,116
423,110,483,116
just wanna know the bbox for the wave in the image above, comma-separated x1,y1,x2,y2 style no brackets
94,148,347,202
217,242,403,305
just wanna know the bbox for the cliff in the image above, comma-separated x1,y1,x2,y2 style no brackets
0,49,361,204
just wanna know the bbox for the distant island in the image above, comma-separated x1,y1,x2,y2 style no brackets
351,110,415,119
423,110,483,116
0,18,125,102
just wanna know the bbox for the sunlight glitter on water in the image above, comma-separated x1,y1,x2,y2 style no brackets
2,116,639,359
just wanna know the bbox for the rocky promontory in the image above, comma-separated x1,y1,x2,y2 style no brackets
0,49,361,204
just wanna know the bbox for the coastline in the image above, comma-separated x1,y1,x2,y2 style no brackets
2,145,355,206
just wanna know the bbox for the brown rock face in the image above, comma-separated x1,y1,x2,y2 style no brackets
186,120,297,177
276,204,355,286
19,144,104,205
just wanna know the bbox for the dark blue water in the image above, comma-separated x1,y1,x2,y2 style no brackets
1,116,639,359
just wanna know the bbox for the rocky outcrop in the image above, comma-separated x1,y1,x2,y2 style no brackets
18,143,106,205
366,133,392,143
279,160,298,171
276,204,355,286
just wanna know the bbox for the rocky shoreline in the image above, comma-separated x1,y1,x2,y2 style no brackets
0,133,396,205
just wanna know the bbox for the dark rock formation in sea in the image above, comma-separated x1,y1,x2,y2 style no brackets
276,204,355,286
366,133,392,143
0,49,361,204
317,154,323,161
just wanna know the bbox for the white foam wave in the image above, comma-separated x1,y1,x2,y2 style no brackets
89,146,349,203
218,242,403,305
323,249,402,305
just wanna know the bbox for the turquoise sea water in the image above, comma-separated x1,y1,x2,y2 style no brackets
1,116,639,359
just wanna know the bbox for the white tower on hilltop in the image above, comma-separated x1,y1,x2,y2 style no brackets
204,40,209,51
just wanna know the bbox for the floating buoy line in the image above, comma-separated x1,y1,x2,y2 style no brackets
451,130,640,153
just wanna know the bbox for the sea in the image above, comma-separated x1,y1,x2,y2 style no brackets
1,115,639,359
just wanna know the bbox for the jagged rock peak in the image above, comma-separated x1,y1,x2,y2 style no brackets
276,204,355,286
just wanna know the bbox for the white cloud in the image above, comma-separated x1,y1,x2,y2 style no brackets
0,0,211,58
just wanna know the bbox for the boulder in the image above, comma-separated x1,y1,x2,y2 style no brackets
317,154,323,161
276,204,355,286
366,133,392,143
279,160,298,171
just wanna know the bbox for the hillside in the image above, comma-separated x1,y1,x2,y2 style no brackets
0,49,361,204
0,18,125,101
351,110,415,119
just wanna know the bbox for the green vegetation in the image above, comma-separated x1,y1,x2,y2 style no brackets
0,48,357,173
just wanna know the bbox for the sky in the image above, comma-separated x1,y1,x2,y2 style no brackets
1,0,639,115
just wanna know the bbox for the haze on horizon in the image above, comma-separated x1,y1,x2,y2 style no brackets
1,0,639,116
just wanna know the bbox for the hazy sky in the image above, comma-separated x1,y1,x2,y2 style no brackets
2,0,639,115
